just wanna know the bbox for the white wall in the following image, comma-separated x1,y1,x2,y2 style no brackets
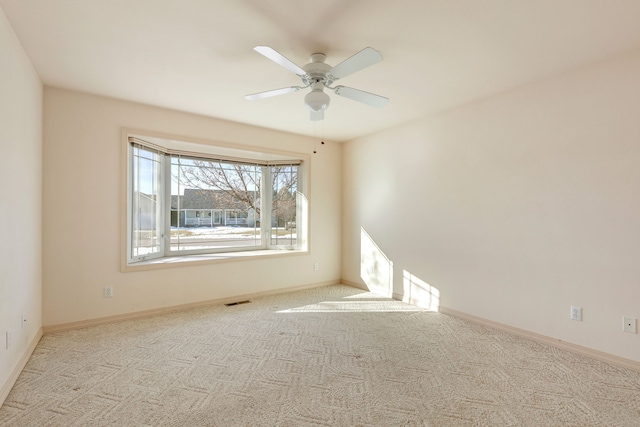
43,88,342,326
343,49,640,362
0,8,42,396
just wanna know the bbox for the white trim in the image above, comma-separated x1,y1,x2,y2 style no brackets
127,135,303,166
0,328,43,407
438,307,640,373
42,281,340,334
121,247,308,272
128,143,164,264
342,279,369,291
341,280,640,373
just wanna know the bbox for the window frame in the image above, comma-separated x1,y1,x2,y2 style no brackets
122,129,309,271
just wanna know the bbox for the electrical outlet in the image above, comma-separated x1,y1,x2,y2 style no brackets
570,306,582,321
5,331,11,350
103,286,113,298
623,317,637,334
313,262,319,271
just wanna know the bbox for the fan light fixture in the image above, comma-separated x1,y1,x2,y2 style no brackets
305,88,330,112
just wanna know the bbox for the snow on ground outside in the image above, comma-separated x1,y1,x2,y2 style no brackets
171,226,296,240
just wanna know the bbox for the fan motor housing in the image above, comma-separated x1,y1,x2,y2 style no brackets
302,54,332,86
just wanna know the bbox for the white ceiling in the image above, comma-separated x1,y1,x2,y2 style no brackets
3,0,640,142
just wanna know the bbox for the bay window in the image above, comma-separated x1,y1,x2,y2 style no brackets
126,133,306,266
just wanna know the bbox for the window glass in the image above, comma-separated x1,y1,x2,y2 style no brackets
170,156,262,252
131,145,162,259
271,165,298,247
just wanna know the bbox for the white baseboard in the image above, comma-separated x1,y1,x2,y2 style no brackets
0,327,43,407
341,279,368,291
43,280,341,334
28,279,640,405
439,306,640,373
342,280,640,372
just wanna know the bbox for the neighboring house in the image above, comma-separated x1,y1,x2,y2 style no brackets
170,188,260,227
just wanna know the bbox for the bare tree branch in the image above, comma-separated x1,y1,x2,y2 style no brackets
172,158,298,225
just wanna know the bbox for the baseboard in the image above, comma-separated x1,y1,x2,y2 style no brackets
341,279,368,291
43,280,341,334
440,306,640,373
0,327,43,407
341,279,640,372
38,279,639,380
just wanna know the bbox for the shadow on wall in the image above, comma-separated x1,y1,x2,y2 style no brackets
360,227,440,311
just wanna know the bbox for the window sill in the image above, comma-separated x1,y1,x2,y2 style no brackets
122,248,307,272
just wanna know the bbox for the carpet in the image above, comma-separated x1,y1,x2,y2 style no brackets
1,284,639,426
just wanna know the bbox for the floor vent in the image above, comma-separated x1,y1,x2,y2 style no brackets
225,300,251,307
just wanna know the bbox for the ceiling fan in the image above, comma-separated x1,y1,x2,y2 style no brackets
245,46,389,121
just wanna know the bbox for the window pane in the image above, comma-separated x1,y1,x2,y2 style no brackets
131,145,162,258
170,156,263,251
270,165,298,247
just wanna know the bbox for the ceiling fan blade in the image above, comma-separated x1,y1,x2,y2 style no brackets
254,46,307,76
329,47,383,80
333,86,389,108
245,86,301,101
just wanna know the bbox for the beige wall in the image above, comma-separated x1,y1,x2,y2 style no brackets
0,8,42,394
343,49,640,362
42,88,342,326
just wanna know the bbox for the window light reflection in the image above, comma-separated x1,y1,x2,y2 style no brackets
402,270,440,311
277,293,426,313
360,227,393,298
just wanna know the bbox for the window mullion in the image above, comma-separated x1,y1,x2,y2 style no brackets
133,145,139,258
163,152,171,257
262,166,272,248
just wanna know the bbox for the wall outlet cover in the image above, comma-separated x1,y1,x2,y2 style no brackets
623,317,637,334
570,306,582,321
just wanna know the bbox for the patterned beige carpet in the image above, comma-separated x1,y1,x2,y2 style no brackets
1,284,639,426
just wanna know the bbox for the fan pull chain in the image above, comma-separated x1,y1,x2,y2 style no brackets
313,120,318,153
313,118,326,154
